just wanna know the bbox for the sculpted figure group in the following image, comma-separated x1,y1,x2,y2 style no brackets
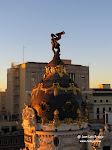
51,31,65,55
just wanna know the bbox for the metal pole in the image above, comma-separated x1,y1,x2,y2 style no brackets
23,46,24,63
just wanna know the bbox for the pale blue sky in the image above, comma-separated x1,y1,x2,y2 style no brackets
0,0,112,91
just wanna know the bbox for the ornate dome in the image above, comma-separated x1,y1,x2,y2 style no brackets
30,53,85,122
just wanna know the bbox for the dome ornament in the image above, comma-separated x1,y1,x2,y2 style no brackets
51,31,65,57
53,109,60,127
77,109,82,127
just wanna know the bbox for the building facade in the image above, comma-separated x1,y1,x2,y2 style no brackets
0,91,8,121
0,130,24,150
92,84,112,120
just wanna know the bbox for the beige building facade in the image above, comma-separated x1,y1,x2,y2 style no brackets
92,84,112,120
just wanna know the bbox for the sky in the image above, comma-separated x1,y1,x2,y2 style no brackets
0,0,112,91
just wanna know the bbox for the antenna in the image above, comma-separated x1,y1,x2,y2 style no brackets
23,46,26,63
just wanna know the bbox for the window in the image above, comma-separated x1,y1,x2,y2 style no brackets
82,87,85,91
20,136,24,143
97,115,99,119
94,100,97,103
3,139,8,145
85,96,87,99
71,73,73,80
68,73,70,78
82,75,85,79
14,138,18,144
100,100,102,102
2,96,5,101
2,104,5,111
103,115,105,119
103,146,110,150
97,108,99,113
4,115,7,120
73,73,75,81
0,139,2,145
106,114,108,123
109,107,111,111
9,138,13,144
103,108,105,113
11,126,17,132
106,100,108,102
54,137,59,146
1,126,9,133
31,72,36,81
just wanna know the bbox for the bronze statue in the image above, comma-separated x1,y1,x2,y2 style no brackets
51,31,65,55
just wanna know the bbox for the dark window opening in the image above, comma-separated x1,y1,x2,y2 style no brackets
14,138,18,144
3,139,8,145
97,115,99,119
103,108,105,113
103,146,110,150
11,126,17,132
109,107,111,111
1,126,9,133
54,137,59,146
9,138,13,144
106,114,108,123
97,108,99,113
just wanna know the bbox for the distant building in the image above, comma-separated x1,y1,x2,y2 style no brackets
0,91,8,120
83,90,94,120
92,84,112,121
0,130,24,150
6,60,89,128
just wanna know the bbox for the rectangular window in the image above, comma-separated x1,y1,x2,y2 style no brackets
103,115,105,119
2,104,5,111
109,107,111,111
94,100,97,103
97,108,99,113
71,73,73,80
82,75,85,79
68,73,70,78
14,138,18,144
82,87,85,91
31,72,36,81
9,138,13,144
100,100,102,102
3,139,8,145
1,126,9,133
0,139,2,145
97,115,99,119
106,100,108,102
2,96,5,101
103,108,105,113
106,114,108,123
73,73,75,81
85,96,87,99
11,126,17,132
